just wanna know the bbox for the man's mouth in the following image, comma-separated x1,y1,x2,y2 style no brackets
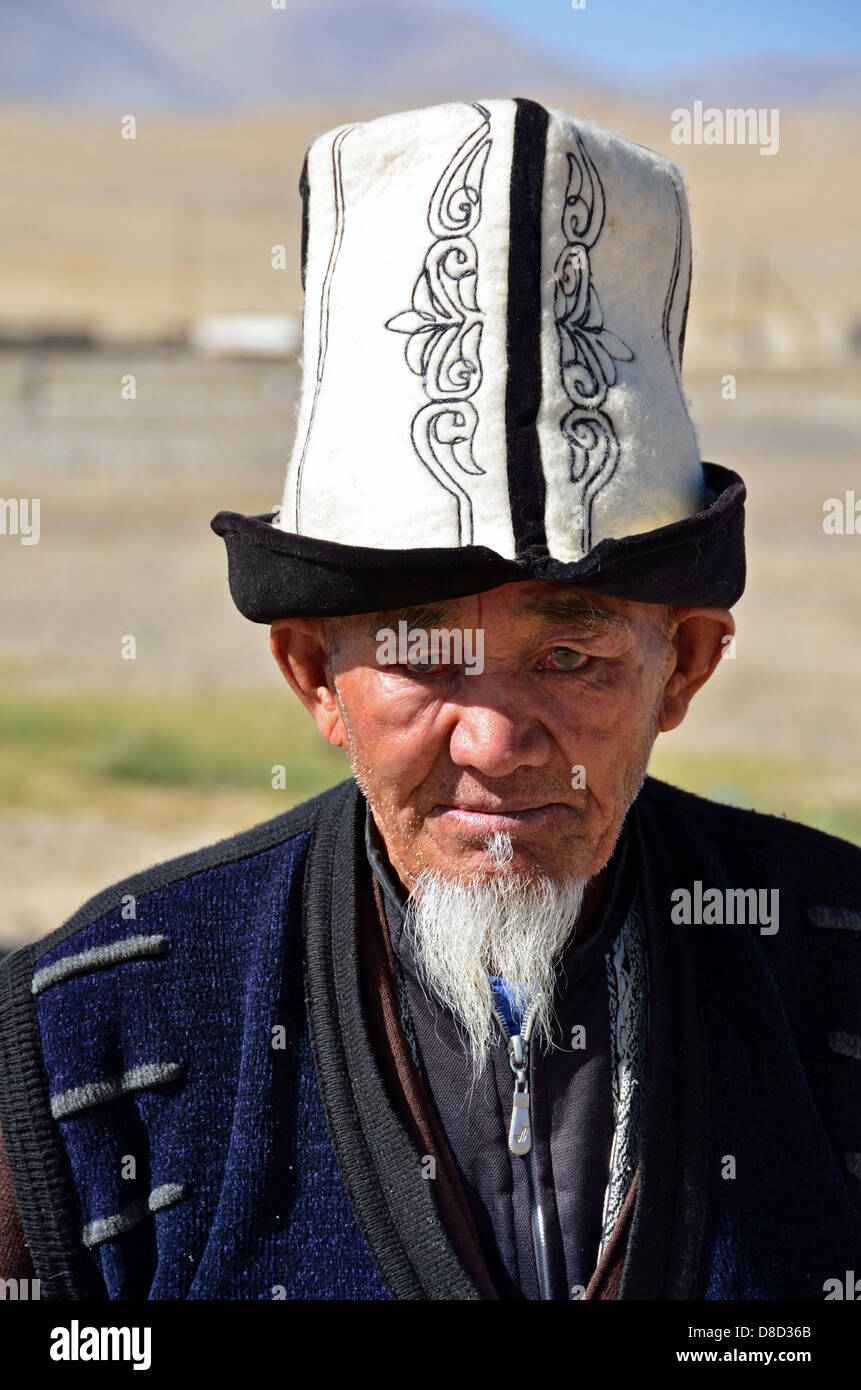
431,802,573,833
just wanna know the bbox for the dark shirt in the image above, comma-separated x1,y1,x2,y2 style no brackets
365,813,635,1300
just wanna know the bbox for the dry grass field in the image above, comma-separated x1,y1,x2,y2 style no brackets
1,99,858,360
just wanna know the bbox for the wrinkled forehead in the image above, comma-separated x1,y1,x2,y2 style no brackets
348,580,640,642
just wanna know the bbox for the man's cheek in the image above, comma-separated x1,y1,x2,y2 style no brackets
561,721,647,805
375,713,439,767
361,676,444,725
368,722,441,795
551,697,629,758
581,677,653,743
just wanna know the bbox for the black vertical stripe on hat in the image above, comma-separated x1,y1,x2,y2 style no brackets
506,97,550,559
298,150,310,292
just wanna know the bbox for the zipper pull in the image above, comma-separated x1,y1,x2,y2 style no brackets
507,1033,532,1156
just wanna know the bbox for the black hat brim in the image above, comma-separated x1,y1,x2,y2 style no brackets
211,462,745,622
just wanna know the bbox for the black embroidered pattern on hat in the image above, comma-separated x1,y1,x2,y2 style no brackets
554,134,634,553
385,102,492,545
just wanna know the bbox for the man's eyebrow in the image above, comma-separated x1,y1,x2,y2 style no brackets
513,595,630,631
365,602,464,638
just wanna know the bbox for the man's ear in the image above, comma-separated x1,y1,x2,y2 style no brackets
658,607,735,733
269,618,346,748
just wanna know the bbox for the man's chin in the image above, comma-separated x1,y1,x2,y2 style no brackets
422,834,590,887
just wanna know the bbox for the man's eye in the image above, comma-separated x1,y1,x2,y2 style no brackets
546,647,587,670
403,659,447,675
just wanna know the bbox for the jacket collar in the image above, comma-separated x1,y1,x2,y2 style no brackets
302,778,483,1298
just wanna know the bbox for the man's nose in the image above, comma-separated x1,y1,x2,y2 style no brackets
446,690,552,776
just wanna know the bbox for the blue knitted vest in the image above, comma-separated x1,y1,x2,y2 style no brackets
29,826,389,1299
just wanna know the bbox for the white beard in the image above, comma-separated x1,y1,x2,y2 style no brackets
404,832,587,1085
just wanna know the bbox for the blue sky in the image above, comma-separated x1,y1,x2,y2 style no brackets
469,0,860,77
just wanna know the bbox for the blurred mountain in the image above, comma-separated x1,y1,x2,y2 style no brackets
3,0,857,112
0,0,610,111
653,54,861,108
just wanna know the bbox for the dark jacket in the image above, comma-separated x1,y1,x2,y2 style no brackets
0,777,859,1299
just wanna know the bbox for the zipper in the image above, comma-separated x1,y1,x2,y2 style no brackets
491,994,555,1300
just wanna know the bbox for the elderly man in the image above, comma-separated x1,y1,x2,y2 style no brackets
0,98,859,1303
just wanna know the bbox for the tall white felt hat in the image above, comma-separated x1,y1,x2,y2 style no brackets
213,97,745,619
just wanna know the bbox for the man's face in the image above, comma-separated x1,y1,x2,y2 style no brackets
320,580,675,891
